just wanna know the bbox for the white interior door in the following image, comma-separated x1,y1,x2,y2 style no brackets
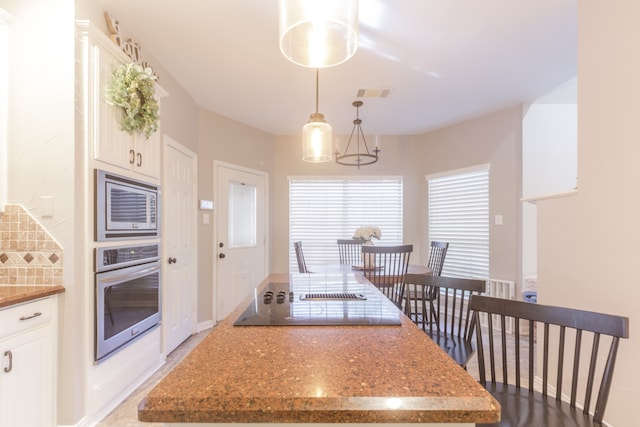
163,136,197,354
214,162,267,322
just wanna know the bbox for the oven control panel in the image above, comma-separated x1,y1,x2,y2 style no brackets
95,244,160,272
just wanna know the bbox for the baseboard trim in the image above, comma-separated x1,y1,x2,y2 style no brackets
196,320,215,333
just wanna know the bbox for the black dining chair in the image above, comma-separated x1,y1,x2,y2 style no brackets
427,241,449,276
337,239,364,265
470,295,629,427
361,244,412,307
293,241,310,273
404,274,486,368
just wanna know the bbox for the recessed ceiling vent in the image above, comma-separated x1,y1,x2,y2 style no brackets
356,88,391,98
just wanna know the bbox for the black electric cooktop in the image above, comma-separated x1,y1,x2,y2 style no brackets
233,273,402,326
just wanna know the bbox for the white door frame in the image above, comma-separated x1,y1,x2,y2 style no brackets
212,160,269,323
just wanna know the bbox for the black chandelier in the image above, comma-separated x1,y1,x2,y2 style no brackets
334,101,380,168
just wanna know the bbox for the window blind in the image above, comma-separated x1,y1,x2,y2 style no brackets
427,166,489,279
289,177,403,270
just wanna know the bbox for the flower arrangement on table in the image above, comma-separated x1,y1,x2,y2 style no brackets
106,62,159,139
353,226,381,245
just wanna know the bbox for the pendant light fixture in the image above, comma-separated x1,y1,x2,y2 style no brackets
335,100,380,168
279,0,359,68
302,69,332,163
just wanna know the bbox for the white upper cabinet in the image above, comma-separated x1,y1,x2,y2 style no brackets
79,22,162,180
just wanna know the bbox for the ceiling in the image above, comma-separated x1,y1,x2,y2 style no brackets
100,0,577,136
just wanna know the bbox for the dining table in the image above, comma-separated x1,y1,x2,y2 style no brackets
313,263,432,276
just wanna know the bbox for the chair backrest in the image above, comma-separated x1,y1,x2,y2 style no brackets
337,239,363,265
427,241,449,276
470,295,629,424
293,241,309,273
361,244,412,306
404,274,486,338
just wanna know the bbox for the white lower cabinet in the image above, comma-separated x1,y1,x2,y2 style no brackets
0,297,56,427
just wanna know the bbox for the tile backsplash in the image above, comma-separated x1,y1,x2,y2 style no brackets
0,204,63,285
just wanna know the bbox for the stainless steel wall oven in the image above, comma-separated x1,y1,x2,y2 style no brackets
94,244,161,362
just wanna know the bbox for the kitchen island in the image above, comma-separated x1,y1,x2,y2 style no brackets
138,272,499,425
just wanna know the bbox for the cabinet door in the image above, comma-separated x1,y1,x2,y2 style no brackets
91,38,134,171
0,324,54,427
131,122,161,179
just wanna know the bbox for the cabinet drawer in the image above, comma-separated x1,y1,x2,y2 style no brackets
0,297,53,338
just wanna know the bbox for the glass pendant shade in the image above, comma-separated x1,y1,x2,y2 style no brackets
302,113,332,162
279,0,359,68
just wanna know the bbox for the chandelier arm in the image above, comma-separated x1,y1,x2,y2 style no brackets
342,122,358,154
357,122,371,155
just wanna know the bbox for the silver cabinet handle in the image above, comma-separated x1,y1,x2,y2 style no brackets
3,351,12,373
19,312,42,321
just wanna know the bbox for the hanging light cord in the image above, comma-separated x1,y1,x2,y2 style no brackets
314,68,319,114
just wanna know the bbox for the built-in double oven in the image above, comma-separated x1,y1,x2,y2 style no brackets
94,169,161,362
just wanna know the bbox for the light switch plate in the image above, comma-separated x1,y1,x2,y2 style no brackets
41,196,54,217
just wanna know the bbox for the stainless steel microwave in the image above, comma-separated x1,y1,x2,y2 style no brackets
95,169,160,240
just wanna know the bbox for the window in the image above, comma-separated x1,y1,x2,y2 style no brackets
228,181,257,247
289,177,403,270
427,165,489,279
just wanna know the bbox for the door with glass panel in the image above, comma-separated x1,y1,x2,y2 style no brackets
214,162,267,322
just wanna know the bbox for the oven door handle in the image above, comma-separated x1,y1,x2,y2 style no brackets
100,263,161,283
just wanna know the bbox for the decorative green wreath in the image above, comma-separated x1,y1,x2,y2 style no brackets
105,62,159,139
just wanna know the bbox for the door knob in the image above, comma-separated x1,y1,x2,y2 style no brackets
168,257,177,264
219,253,226,259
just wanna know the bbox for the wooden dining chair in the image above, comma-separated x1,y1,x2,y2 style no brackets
427,241,449,276
361,244,412,307
293,241,310,273
470,295,629,427
337,239,364,265
403,274,485,367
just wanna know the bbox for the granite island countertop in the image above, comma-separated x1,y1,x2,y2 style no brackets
138,273,499,425
0,285,65,309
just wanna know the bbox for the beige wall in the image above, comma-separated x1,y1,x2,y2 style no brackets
197,108,275,322
272,112,521,282
415,106,523,284
536,2,639,425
